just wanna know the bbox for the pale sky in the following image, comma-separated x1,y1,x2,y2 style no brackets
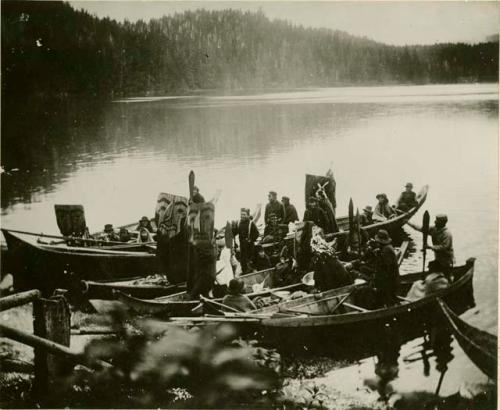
69,1,499,46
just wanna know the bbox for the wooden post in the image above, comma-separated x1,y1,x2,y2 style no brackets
32,290,71,399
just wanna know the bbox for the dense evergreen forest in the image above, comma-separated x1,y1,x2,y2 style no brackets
2,1,498,101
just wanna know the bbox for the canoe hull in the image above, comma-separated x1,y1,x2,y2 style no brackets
439,299,496,379
2,229,160,294
248,260,475,355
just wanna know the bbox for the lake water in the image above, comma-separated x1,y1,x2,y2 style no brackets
1,83,498,400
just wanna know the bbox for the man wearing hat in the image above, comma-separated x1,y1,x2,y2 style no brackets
361,205,374,226
222,279,257,312
281,196,299,226
372,229,400,307
102,224,120,242
136,216,155,233
234,208,259,274
264,191,284,236
407,214,454,272
303,196,328,232
373,193,396,222
396,183,418,212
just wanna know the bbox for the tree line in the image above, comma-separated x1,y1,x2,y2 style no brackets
2,1,498,100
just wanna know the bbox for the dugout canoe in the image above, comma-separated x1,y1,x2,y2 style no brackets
333,185,428,238
253,258,475,353
259,185,428,252
1,229,160,293
77,277,186,301
438,299,496,379
111,267,306,317
171,258,475,355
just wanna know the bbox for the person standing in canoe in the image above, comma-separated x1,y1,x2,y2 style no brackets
406,214,454,273
190,186,205,204
282,196,299,226
396,183,418,212
373,194,396,222
222,279,257,312
372,229,400,307
233,208,259,274
303,196,329,232
264,191,284,236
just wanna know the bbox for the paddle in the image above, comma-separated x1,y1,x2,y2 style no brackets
355,208,362,257
224,221,233,249
422,210,430,278
189,170,195,201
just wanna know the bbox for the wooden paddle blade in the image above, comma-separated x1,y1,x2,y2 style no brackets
189,170,195,199
422,210,430,245
348,198,354,231
224,221,233,248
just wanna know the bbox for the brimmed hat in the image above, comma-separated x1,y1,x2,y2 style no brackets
435,214,448,223
140,216,149,222
269,191,277,197
240,207,250,215
363,205,373,213
282,196,290,201
104,224,114,232
228,278,245,295
376,193,387,200
405,182,413,188
374,229,392,245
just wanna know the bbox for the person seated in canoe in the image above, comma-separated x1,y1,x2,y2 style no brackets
396,183,418,212
119,227,132,243
371,229,400,307
101,224,120,242
264,191,284,236
373,194,396,222
253,244,273,271
137,227,154,243
190,185,205,204
361,206,374,226
135,216,155,233
222,279,257,312
303,196,329,232
310,226,354,292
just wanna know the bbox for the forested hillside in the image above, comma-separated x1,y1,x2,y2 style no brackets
2,1,498,100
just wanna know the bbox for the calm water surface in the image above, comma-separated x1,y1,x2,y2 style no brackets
1,83,498,399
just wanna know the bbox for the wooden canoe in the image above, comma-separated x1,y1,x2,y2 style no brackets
438,299,496,379
2,229,160,293
171,258,475,355
111,267,306,317
259,185,428,251
78,277,186,301
253,258,475,352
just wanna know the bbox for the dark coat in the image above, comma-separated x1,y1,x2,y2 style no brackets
396,191,418,212
283,203,299,225
374,244,400,305
303,207,328,231
265,200,284,225
313,254,354,292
